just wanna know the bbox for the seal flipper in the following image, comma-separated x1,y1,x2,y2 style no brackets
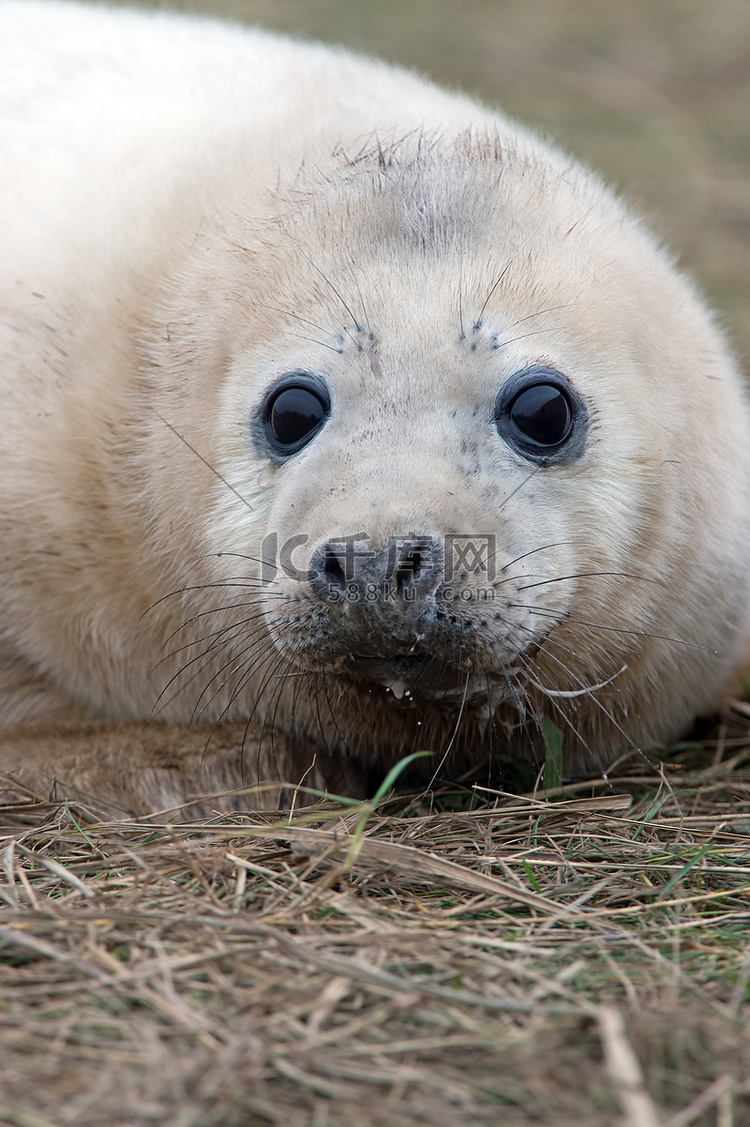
0,721,363,819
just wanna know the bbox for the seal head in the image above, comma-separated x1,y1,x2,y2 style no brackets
161,136,750,785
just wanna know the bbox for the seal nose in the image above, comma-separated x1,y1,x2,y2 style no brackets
308,534,443,603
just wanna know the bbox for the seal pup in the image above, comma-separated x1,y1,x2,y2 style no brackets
1,0,749,813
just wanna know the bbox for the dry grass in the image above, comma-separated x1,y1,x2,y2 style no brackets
2,709,750,1126
3,1,750,1123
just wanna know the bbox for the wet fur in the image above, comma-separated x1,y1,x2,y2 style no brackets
2,0,750,814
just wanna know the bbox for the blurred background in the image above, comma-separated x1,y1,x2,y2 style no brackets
97,0,750,360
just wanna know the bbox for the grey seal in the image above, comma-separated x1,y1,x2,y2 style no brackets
1,0,748,811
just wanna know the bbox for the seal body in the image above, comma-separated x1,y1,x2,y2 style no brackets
1,0,749,809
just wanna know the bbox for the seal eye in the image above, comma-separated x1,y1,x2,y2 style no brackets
508,384,572,447
259,374,331,457
270,387,325,447
494,366,587,463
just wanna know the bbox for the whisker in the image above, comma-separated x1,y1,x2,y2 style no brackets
498,465,541,508
426,670,472,790
162,601,270,649
151,642,241,719
348,265,372,336
229,637,303,735
278,328,344,354
499,541,575,570
514,648,603,764
516,570,655,591
526,663,628,700
221,643,299,786
142,568,272,617
491,327,559,350
152,411,254,511
504,302,575,329
308,671,342,760
518,641,642,754
253,301,336,338
157,610,270,670
189,626,283,723
299,250,362,331
457,272,465,338
474,262,511,326
151,614,273,716
523,607,714,654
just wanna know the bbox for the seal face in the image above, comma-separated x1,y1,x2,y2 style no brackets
1,0,750,804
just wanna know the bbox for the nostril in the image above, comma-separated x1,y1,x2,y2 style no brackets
309,542,350,596
395,549,422,595
322,546,347,593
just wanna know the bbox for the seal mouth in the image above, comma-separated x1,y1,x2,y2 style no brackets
343,653,499,704
345,653,433,691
